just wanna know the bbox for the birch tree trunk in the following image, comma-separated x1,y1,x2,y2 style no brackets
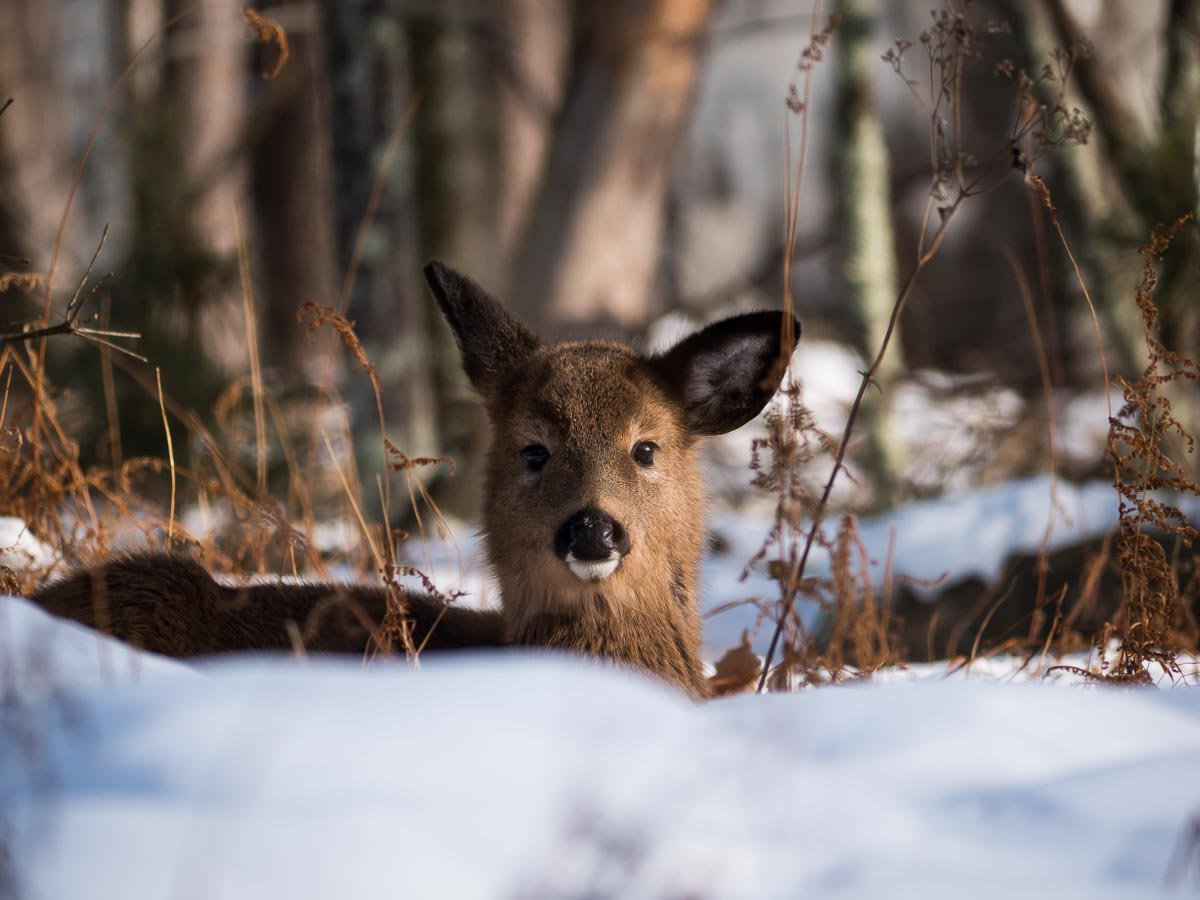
835,0,903,505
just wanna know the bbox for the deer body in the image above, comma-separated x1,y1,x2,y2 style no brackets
31,262,796,696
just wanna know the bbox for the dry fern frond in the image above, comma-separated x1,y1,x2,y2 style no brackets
0,273,44,293
384,437,454,475
297,303,379,388
241,7,289,79
1102,215,1199,683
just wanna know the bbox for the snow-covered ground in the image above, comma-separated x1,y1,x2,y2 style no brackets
3,596,1200,899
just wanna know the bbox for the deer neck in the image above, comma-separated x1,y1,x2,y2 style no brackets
497,562,707,695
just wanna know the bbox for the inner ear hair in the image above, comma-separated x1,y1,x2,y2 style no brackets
650,311,799,437
423,260,541,394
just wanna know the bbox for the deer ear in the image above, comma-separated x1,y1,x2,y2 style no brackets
423,260,540,394
650,312,798,436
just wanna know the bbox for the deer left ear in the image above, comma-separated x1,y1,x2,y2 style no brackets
423,259,540,397
649,312,798,436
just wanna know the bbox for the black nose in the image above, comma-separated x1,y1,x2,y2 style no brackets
555,507,631,561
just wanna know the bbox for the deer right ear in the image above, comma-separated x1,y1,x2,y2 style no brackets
423,260,541,394
650,311,798,436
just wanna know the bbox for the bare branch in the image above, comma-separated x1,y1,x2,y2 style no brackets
0,226,140,356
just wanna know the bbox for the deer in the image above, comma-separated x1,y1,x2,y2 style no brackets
31,261,797,697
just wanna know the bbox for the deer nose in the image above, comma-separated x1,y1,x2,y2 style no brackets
555,507,631,561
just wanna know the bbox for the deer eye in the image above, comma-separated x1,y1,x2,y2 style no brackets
632,441,658,468
521,444,550,472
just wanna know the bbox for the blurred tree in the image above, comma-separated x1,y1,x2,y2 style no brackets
1001,0,1118,383
0,0,84,301
512,0,719,330
1044,0,1200,370
99,49,233,459
492,0,571,273
834,0,903,505
251,0,340,378
322,0,436,466
165,1,247,373
407,0,504,517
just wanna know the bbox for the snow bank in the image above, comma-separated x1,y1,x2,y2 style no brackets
2,596,1199,900
0,590,192,692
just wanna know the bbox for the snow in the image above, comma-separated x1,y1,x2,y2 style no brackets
2,596,1199,900
0,516,54,572
0,589,192,693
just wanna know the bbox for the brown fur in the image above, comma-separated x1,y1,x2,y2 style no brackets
30,262,797,697
32,553,504,657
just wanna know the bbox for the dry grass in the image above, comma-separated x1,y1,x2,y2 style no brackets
1,260,462,666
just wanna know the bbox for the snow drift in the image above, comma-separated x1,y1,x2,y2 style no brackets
2,596,1199,899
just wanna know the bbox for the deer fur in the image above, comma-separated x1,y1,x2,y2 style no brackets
31,261,797,696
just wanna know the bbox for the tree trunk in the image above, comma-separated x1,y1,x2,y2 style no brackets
407,1,505,519
1003,0,1140,381
0,0,91,301
511,0,718,331
322,0,436,463
1044,0,1200,359
250,0,340,380
164,0,247,373
1158,0,1200,362
491,0,571,275
835,0,903,506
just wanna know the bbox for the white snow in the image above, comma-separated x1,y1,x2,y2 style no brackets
0,590,192,693
2,596,1199,900
0,516,55,572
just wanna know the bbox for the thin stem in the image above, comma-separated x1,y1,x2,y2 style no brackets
757,199,962,691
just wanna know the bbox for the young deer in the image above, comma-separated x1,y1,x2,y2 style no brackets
32,261,797,696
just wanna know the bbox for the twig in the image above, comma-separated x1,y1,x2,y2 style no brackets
234,204,268,497
1003,245,1059,631
155,367,177,545
0,225,141,354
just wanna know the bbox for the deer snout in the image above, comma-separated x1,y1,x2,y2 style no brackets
555,507,631,582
